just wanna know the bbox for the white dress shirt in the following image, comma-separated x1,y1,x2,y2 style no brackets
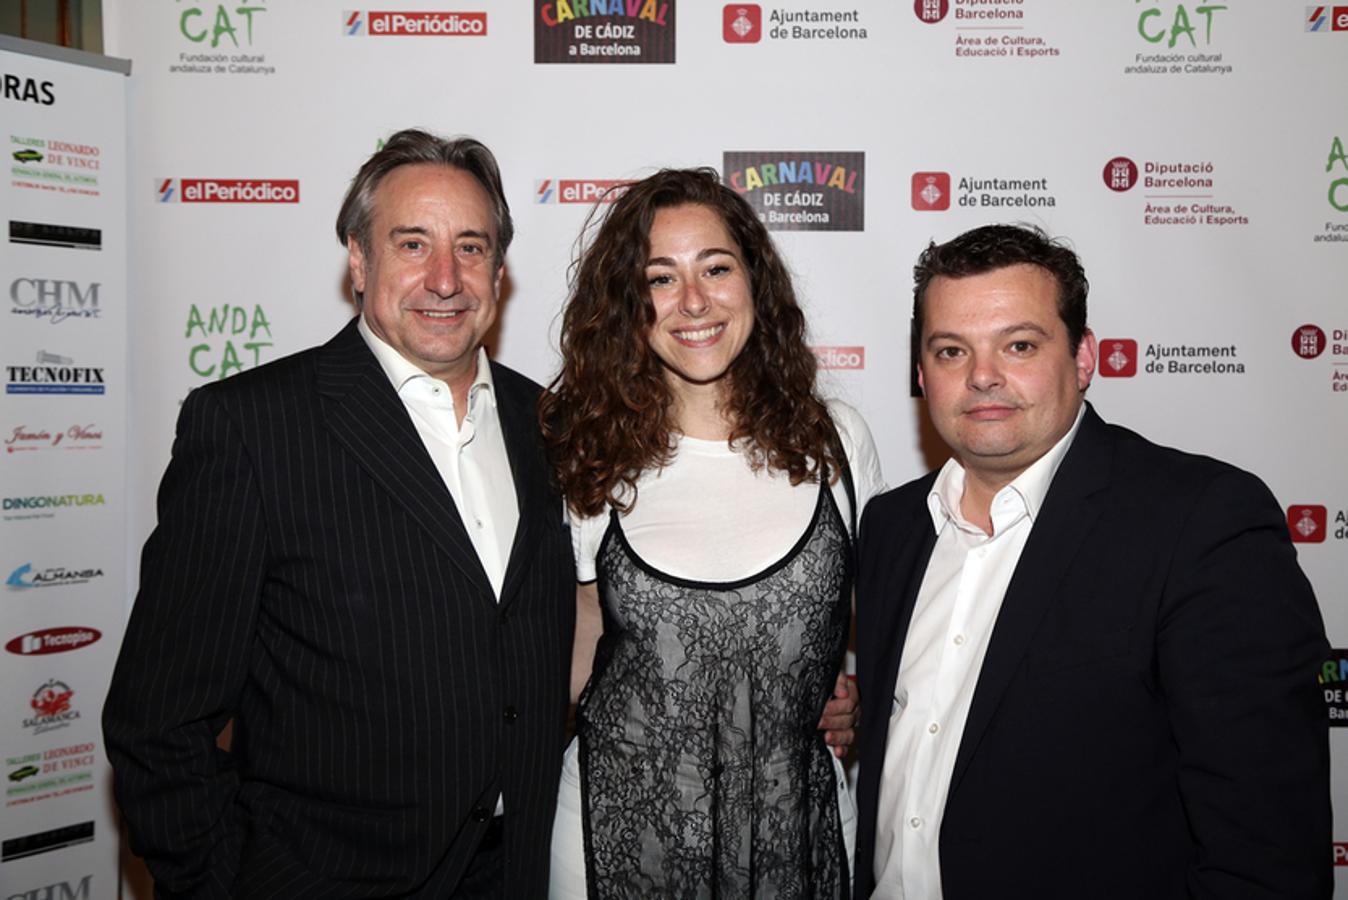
357,316,518,599
872,406,1084,899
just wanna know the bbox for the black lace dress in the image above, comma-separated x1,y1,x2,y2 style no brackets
576,475,853,899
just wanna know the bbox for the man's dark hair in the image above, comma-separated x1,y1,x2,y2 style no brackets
335,129,513,303
912,223,1089,353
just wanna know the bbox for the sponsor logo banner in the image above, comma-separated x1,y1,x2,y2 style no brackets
9,278,101,324
21,680,80,737
7,220,100,251
1321,650,1348,723
1097,338,1244,378
1289,324,1348,395
534,179,629,204
921,0,1062,59
4,745,97,808
1306,6,1348,31
1103,155,1249,227
2,493,106,521
4,425,103,454
727,5,869,43
158,178,299,203
0,821,94,862
724,151,865,231
6,627,101,656
186,303,275,380
5,354,105,395
724,5,761,42
170,0,275,75
913,170,1057,211
812,346,865,370
536,0,676,64
0,875,92,897
347,10,488,36
1125,0,1233,76
9,135,101,197
6,563,104,591
1319,136,1348,242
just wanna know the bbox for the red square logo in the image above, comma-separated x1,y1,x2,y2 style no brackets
912,172,950,211
724,5,761,43
1098,339,1138,377
1288,505,1328,543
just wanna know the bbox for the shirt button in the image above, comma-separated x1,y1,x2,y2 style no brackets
928,722,940,735
472,806,490,823
953,634,966,646
475,517,483,528
909,817,922,830
503,705,518,723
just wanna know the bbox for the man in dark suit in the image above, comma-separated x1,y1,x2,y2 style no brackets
853,224,1331,899
104,131,576,897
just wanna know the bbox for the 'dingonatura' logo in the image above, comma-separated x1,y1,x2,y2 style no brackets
536,0,675,64
723,152,864,232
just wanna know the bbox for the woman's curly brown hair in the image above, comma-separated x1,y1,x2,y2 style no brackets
540,168,840,519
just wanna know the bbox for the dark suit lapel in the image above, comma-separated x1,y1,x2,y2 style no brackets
492,363,549,612
316,318,495,599
948,404,1112,796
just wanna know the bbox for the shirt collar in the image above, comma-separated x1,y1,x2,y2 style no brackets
926,402,1086,535
357,314,496,410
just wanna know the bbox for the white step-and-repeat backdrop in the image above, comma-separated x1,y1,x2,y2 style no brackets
11,1,1345,895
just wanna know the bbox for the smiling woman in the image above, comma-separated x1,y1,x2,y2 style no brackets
539,168,886,899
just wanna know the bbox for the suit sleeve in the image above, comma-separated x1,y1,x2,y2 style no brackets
1158,468,1332,898
103,387,269,899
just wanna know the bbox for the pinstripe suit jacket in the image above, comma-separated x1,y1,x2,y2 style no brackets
104,319,575,898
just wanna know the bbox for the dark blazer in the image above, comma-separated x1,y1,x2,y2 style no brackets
104,319,575,898
854,404,1331,899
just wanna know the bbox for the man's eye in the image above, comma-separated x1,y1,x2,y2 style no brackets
1009,340,1036,353
934,346,962,359
459,243,484,256
401,240,423,251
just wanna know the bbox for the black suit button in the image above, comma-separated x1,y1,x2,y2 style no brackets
472,806,490,823
503,705,518,723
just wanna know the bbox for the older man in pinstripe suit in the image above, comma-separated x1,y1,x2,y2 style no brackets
104,131,576,898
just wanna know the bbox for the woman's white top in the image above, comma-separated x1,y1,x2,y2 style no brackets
571,399,886,583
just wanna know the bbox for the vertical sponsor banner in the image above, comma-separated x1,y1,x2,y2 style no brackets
0,35,128,899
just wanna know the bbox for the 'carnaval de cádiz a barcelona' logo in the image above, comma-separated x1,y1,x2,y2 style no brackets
536,0,675,64
723,152,865,232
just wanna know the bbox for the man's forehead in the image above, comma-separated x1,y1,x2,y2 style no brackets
372,164,494,225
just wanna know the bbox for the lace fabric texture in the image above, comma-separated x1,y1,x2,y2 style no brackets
577,481,852,899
